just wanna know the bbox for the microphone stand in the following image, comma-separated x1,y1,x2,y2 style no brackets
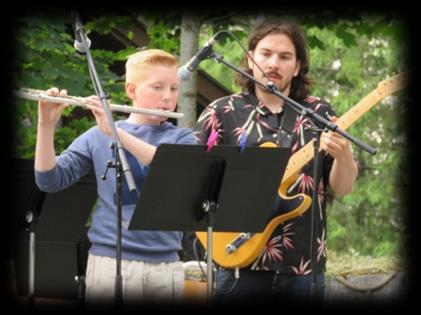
208,50,376,299
72,13,138,307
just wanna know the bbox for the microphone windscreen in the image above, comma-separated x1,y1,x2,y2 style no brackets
74,38,91,53
177,66,192,81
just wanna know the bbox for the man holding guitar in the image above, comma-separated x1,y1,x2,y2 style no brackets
194,19,358,303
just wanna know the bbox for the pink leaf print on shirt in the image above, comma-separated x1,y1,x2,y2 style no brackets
317,180,325,202
317,229,327,262
313,102,323,111
293,116,311,147
317,180,325,220
206,129,218,152
260,235,284,266
304,96,320,104
293,116,309,134
280,223,295,250
203,108,220,132
222,98,235,113
290,257,312,275
298,174,314,194
291,140,299,153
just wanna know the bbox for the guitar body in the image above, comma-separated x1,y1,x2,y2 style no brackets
196,73,406,269
196,175,311,269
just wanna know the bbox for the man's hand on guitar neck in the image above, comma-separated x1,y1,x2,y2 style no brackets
320,116,353,161
322,116,359,196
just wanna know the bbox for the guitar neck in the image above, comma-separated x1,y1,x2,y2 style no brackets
282,89,384,182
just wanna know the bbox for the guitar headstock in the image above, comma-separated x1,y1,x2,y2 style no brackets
376,73,408,97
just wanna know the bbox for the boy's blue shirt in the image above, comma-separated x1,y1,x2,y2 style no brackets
35,120,197,262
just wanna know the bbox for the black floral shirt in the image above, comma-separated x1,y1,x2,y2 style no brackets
194,92,336,275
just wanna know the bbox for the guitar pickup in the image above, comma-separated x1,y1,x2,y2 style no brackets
225,233,252,254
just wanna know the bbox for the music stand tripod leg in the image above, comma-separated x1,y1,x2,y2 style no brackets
199,159,226,304
26,211,36,306
28,226,35,305
201,201,216,303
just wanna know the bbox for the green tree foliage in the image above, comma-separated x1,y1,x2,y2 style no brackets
12,14,136,158
198,25,247,93
144,17,181,53
305,18,407,259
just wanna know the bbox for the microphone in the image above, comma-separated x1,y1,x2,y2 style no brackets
178,35,217,81
71,11,91,53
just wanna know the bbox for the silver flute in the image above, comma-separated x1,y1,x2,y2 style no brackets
14,88,184,119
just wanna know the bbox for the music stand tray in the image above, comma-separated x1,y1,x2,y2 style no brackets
11,158,97,301
129,144,290,232
128,144,291,302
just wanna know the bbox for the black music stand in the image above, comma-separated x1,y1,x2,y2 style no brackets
128,144,291,302
11,158,97,304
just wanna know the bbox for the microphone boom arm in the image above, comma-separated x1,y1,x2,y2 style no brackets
210,51,376,155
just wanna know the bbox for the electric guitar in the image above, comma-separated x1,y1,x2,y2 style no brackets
196,73,407,269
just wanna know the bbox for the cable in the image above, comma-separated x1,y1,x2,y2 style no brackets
192,237,207,280
192,236,239,296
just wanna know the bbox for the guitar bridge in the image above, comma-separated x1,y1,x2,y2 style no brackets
225,233,252,254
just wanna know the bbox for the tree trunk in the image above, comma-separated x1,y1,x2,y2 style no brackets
178,12,201,129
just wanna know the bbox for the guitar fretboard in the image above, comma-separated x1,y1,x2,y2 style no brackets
281,88,391,183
